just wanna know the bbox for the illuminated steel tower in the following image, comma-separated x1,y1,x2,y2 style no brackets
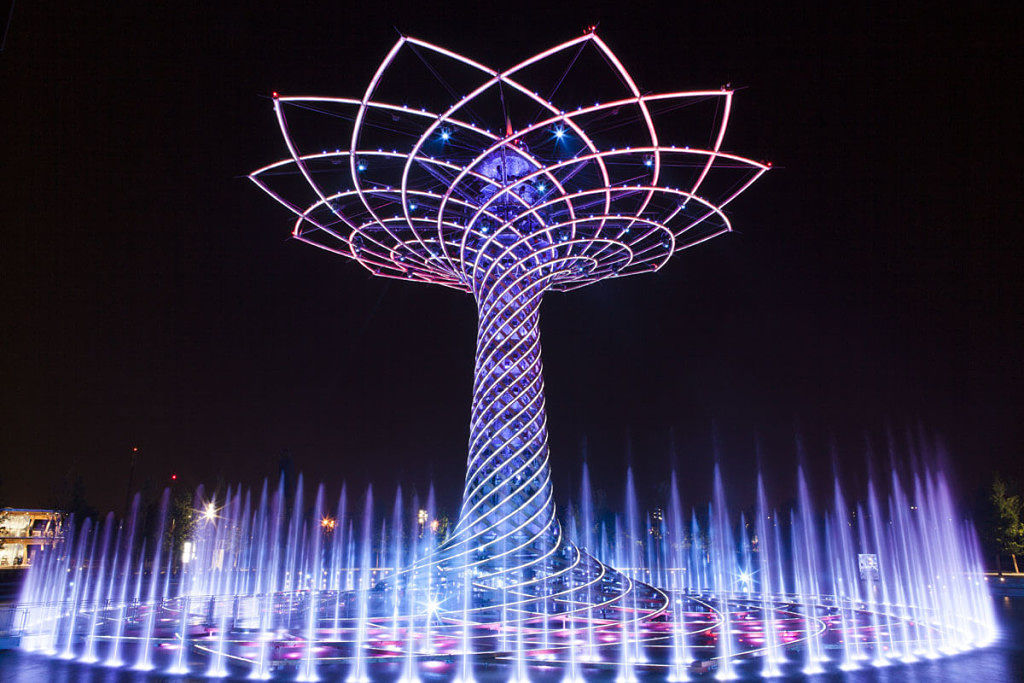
251,31,767,594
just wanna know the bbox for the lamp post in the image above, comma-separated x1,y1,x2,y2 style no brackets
123,446,139,518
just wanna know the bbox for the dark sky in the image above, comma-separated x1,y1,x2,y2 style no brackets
2,2,1021,516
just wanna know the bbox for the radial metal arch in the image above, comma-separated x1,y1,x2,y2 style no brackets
250,31,769,295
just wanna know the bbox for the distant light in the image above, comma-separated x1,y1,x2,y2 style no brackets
409,203,417,210
440,128,450,141
171,474,177,481
553,125,566,140
357,161,367,172
537,182,546,192
203,502,217,522
644,157,653,168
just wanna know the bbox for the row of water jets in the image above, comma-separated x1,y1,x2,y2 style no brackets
18,460,997,680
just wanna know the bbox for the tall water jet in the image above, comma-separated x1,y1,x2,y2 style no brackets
580,460,597,661
251,478,285,680
455,565,474,683
738,514,752,601
59,517,93,660
831,478,864,670
511,578,529,683
390,485,404,640
711,466,736,680
566,540,584,683
866,479,898,664
80,512,114,664
106,494,140,667
298,484,326,682
796,468,827,673
667,471,691,682
206,488,237,679
887,471,918,663
398,513,421,683
755,475,782,677
347,487,374,683
133,490,168,670
690,513,704,595
624,468,644,667
331,482,349,635
168,486,205,676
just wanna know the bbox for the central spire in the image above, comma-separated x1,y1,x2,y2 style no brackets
445,273,560,579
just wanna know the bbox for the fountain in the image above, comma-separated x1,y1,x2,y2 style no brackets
14,457,999,679
13,31,998,681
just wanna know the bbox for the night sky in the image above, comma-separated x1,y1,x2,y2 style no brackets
2,2,1020,517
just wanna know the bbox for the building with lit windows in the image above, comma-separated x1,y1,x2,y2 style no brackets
0,509,62,569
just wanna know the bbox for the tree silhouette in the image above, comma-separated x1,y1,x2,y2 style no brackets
989,476,1024,574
